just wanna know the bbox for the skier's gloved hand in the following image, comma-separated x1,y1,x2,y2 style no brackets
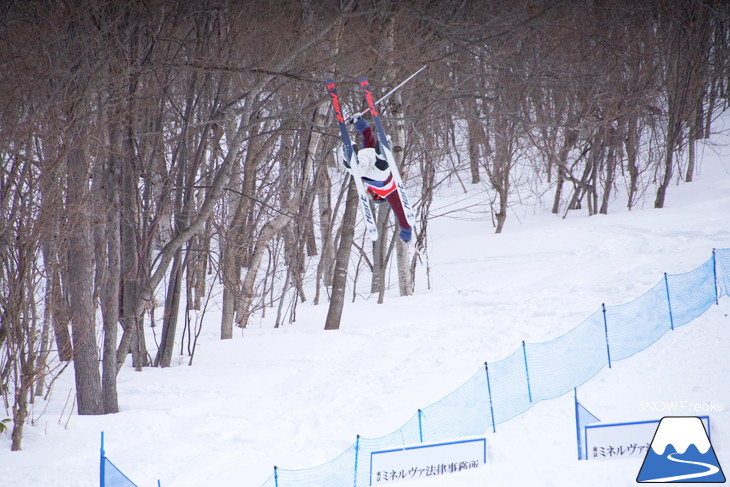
349,113,361,125
399,227,412,243
352,114,368,133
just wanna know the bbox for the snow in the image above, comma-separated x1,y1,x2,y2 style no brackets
2,134,730,487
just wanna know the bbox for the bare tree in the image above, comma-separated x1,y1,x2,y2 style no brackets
0,152,47,449
1,0,729,444
655,1,713,208
324,179,359,330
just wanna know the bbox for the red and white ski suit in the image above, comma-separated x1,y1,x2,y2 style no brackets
352,118,411,236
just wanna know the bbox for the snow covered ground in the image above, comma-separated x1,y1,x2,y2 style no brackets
2,133,730,487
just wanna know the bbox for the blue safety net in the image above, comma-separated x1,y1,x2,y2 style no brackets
258,249,729,487
418,367,493,442
665,257,718,327
97,250,729,487
526,308,608,401
487,347,533,425
276,443,358,487
604,279,672,362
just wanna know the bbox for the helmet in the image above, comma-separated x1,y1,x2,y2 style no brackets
357,147,377,168
356,147,390,181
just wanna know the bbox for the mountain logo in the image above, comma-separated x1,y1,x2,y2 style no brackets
637,416,725,483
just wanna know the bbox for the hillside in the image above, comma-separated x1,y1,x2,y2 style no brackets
2,133,730,487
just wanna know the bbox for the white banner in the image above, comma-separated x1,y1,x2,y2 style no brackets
584,416,710,460
369,438,487,485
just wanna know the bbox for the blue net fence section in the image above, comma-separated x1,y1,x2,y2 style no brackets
102,457,139,487
100,433,140,487
259,249,730,487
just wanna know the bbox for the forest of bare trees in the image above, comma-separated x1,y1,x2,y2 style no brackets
1,0,728,450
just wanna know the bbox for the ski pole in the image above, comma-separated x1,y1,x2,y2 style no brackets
350,64,427,121
373,65,427,108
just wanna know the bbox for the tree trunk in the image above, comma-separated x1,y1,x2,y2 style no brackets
156,247,184,367
120,154,146,369
314,166,335,300
155,123,189,364
551,169,564,215
52,269,73,362
492,122,510,234
324,179,358,330
686,136,695,183
654,127,678,209
599,126,617,215
467,102,483,184
552,127,578,215
235,213,292,328
494,183,509,233
314,166,343,305
220,245,238,339
626,114,640,210
371,203,390,294
392,100,413,296
220,128,272,337
100,116,122,413
66,129,103,416
381,12,413,297
11,362,31,451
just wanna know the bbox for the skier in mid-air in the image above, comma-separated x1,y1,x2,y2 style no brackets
345,113,412,243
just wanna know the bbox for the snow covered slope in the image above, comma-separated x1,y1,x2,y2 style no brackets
1,134,729,487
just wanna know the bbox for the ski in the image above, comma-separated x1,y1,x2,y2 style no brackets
325,79,379,241
358,77,416,227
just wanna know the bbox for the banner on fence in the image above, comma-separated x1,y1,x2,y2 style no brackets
583,415,710,461
369,437,486,485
